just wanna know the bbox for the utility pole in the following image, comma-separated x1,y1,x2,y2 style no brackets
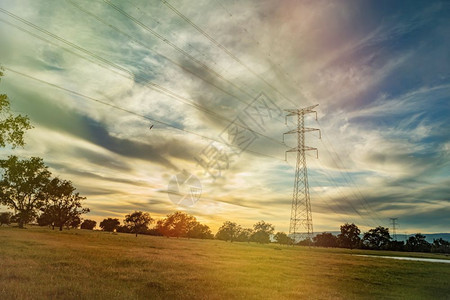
283,104,320,244
390,218,398,241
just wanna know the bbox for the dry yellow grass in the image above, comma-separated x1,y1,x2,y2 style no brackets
0,226,449,299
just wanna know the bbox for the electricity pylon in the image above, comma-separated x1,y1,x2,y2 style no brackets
283,104,320,244
390,218,398,241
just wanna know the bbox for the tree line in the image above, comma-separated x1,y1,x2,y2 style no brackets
312,223,450,254
214,220,294,244
84,211,215,239
80,214,291,245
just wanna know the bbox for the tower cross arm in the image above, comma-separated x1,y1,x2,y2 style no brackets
284,104,318,114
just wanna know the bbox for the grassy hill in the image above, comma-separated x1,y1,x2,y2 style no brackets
0,227,449,299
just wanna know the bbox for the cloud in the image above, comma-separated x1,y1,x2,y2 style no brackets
0,0,449,233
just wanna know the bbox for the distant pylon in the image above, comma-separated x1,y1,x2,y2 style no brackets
390,218,398,240
283,104,320,244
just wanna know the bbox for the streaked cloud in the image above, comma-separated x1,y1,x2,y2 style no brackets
0,0,448,234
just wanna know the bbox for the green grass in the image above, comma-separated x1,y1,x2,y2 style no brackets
0,227,449,299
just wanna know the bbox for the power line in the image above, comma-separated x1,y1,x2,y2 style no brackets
316,121,386,226
160,0,300,107
101,1,265,105
315,157,380,227
127,1,217,67
0,9,286,149
1,4,383,228
3,66,284,162
313,160,379,228
68,1,252,107
207,0,381,226
182,0,378,227
211,0,305,96
67,1,290,137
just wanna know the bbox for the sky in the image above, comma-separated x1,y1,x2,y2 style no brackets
0,0,449,234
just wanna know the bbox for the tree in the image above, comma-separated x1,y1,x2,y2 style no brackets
40,177,89,231
406,234,431,252
274,232,293,245
313,232,338,248
99,218,120,232
187,222,213,239
0,156,51,228
0,67,33,148
235,228,253,243
0,212,12,226
124,211,153,237
67,215,81,229
362,226,391,250
156,211,196,238
80,219,96,230
251,220,275,244
215,221,241,242
431,238,450,254
388,240,405,251
337,223,361,249
116,224,131,233
37,211,52,227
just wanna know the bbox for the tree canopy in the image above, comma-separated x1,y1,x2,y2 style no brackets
251,220,274,244
100,218,120,232
124,211,153,237
337,223,361,250
0,67,32,148
39,177,89,231
156,211,197,238
80,219,96,230
362,226,391,250
406,234,431,252
215,221,242,242
0,156,51,227
274,232,293,245
314,232,338,248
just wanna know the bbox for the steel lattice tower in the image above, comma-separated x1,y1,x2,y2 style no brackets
390,218,398,241
283,105,320,244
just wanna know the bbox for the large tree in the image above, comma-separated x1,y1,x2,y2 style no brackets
337,223,361,249
406,234,431,252
251,220,275,244
187,222,213,239
431,238,450,254
0,156,51,228
156,211,197,238
274,232,293,245
124,211,153,237
80,219,96,230
39,177,89,231
0,67,32,148
362,226,391,250
215,221,241,242
100,218,120,232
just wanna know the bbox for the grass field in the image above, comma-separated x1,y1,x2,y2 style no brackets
0,227,449,299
